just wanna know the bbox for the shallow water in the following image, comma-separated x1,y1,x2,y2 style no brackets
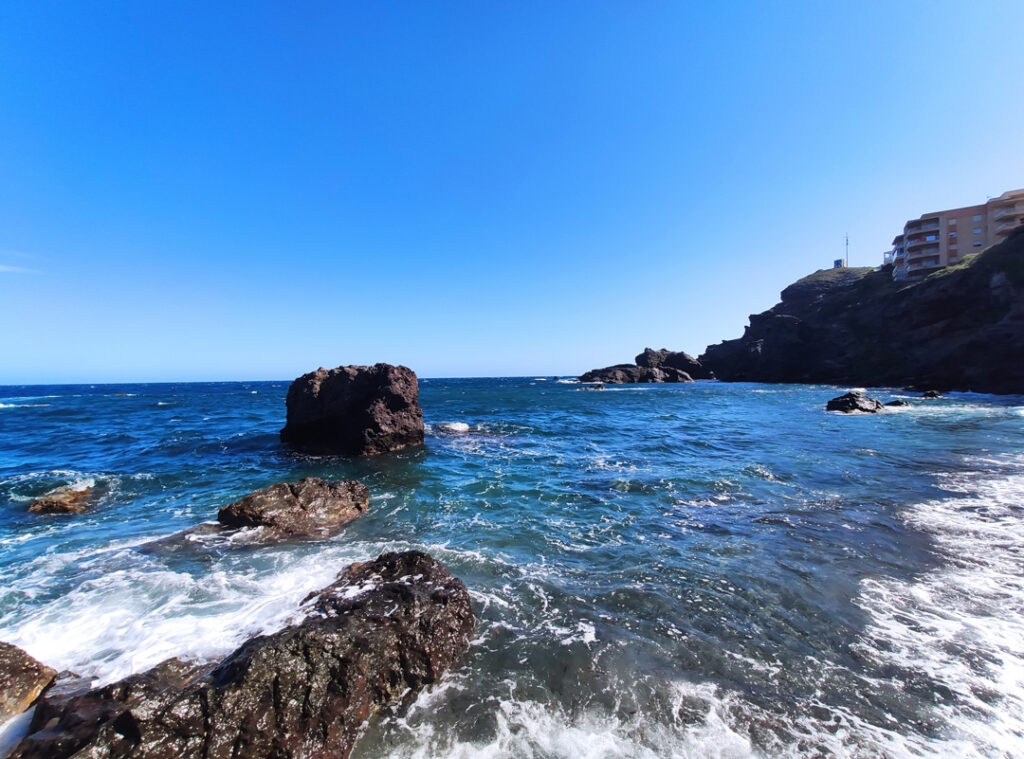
1,379,1022,758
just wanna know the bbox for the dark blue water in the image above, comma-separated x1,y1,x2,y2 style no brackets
1,379,1022,758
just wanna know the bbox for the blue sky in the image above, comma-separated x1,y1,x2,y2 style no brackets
1,2,1022,383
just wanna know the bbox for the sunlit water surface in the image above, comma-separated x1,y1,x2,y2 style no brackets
1,379,1022,758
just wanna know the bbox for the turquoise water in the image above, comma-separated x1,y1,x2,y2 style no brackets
1,379,1023,758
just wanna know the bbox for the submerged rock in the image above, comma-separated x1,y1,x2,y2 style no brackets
216,477,369,537
10,551,474,759
280,363,424,456
0,642,57,722
884,399,910,407
921,390,943,399
826,391,883,413
27,487,92,515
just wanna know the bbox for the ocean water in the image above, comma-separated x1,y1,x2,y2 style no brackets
1,378,1023,758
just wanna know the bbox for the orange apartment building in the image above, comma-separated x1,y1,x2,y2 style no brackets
887,188,1024,280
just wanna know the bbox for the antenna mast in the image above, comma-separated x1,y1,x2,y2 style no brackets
845,233,849,267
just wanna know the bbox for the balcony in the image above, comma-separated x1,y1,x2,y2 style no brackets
994,204,1024,221
905,235,939,249
905,218,940,234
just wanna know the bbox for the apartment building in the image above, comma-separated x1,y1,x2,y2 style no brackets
888,188,1024,280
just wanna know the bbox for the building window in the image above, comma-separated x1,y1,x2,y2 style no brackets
949,231,957,238
973,241,982,247
950,244,958,251
973,214,983,221
974,228,982,234
948,218,957,225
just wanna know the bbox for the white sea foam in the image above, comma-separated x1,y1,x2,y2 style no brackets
850,460,1024,757
432,422,472,435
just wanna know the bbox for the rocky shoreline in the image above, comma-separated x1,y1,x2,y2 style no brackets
3,363,472,759
699,227,1024,395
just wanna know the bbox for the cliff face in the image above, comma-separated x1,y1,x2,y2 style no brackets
700,228,1024,394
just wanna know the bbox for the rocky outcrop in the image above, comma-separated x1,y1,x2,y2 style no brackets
634,348,715,379
0,643,57,722
579,364,694,384
217,478,369,538
27,487,91,515
10,551,474,759
700,228,1024,394
280,363,424,456
826,391,883,413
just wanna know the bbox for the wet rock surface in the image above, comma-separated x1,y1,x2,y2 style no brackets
0,642,57,722
280,363,424,456
9,551,474,759
826,391,883,413
634,347,715,379
216,477,369,537
27,487,92,515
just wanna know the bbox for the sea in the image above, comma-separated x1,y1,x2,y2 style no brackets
0,378,1022,758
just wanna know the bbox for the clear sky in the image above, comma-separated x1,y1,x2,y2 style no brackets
1,2,1022,383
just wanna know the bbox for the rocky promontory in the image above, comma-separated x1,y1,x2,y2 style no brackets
9,551,474,759
280,363,424,456
700,228,1024,394
580,348,711,384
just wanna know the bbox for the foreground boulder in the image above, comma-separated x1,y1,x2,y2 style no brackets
217,478,369,537
280,363,424,456
27,487,91,515
10,551,474,759
0,642,57,722
826,391,883,413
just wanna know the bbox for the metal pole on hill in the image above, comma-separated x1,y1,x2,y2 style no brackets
845,233,849,267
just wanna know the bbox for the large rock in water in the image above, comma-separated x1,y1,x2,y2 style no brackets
826,391,883,413
28,487,91,515
700,227,1024,394
10,551,474,759
578,364,693,384
280,363,424,456
0,642,57,722
634,348,715,379
217,478,369,537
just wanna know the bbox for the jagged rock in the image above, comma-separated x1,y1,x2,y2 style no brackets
216,478,369,537
10,551,474,759
700,228,1024,394
578,364,693,384
884,399,910,407
826,391,883,413
280,363,424,456
634,348,715,379
921,390,943,399
27,487,92,515
0,642,57,722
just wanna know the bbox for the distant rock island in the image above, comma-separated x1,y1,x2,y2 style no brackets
579,348,713,384
699,227,1024,394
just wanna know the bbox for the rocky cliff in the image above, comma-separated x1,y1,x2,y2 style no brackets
700,227,1024,394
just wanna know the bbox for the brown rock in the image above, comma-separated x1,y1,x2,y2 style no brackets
27,488,91,515
10,551,474,759
216,478,369,537
280,363,424,456
0,642,57,722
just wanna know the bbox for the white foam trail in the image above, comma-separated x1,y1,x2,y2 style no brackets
851,461,1024,757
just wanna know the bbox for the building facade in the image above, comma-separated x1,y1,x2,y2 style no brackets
888,188,1024,280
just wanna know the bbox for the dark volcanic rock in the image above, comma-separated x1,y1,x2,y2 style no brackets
216,478,369,537
578,364,693,384
700,228,1024,394
28,487,92,515
920,390,943,399
10,551,474,759
826,391,883,413
280,363,424,456
0,642,57,722
634,347,715,379
884,399,910,407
